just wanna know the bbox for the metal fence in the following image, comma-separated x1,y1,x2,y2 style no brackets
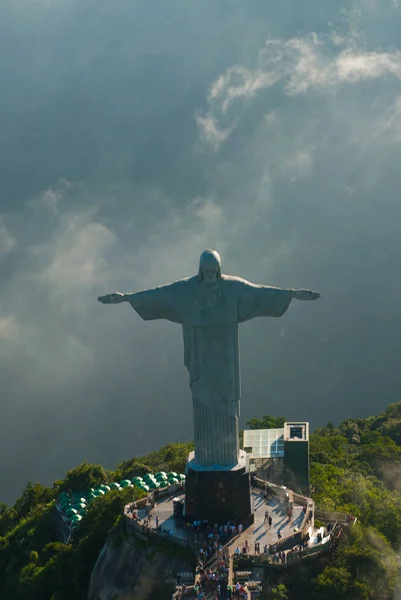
314,509,349,522
286,538,331,564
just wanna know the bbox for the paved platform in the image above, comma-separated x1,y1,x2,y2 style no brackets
226,487,305,554
125,487,306,552
125,492,189,539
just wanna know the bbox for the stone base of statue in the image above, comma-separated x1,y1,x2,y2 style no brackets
184,450,254,526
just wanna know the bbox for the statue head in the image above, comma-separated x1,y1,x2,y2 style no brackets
198,249,222,284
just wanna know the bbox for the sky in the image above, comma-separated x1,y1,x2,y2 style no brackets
1,0,401,505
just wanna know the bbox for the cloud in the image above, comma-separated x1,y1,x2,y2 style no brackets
334,50,401,82
194,197,223,223
210,64,283,113
283,150,314,177
376,95,401,143
195,114,234,150
0,205,117,386
285,40,401,94
0,314,20,344
197,34,401,147
42,217,116,302
122,195,229,290
0,220,16,257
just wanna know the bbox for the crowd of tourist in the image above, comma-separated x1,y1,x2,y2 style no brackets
193,541,230,599
183,519,244,545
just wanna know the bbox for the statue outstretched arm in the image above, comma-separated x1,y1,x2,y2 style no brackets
235,278,321,323
292,289,321,301
97,293,129,304
98,284,183,323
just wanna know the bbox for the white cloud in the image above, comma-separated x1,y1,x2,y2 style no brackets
376,95,401,143
194,198,223,223
126,195,229,290
0,220,16,257
284,41,401,94
0,205,117,383
31,179,76,215
335,50,401,82
195,114,234,150
209,65,283,113
197,34,401,147
0,315,20,343
41,216,116,299
283,150,314,176
40,189,63,213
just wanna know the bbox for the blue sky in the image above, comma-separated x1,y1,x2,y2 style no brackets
1,0,401,503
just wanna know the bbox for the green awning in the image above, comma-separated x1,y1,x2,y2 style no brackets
70,514,82,523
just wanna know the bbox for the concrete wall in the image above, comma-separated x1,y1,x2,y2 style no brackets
124,513,195,555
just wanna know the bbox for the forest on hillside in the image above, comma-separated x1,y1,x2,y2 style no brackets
1,403,401,600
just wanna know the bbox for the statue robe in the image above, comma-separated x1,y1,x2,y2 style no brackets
126,275,293,468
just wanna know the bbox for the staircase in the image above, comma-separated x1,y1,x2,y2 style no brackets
198,546,233,600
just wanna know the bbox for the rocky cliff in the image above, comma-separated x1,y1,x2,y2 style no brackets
88,525,195,600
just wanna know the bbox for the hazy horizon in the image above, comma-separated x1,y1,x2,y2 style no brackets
1,0,401,505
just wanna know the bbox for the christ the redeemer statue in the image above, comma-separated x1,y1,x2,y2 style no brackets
98,250,321,470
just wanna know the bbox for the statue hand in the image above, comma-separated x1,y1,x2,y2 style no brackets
293,289,321,301
97,293,126,304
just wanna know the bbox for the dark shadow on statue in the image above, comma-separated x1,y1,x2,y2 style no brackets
184,463,254,527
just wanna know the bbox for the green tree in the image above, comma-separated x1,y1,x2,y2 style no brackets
270,583,289,599
60,462,106,493
313,566,352,599
113,442,193,481
310,526,398,600
246,415,286,430
383,401,401,420
337,526,398,598
0,505,18,537
13,482,56,521
376,418,401,446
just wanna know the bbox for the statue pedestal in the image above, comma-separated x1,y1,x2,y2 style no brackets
184,450,254,526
